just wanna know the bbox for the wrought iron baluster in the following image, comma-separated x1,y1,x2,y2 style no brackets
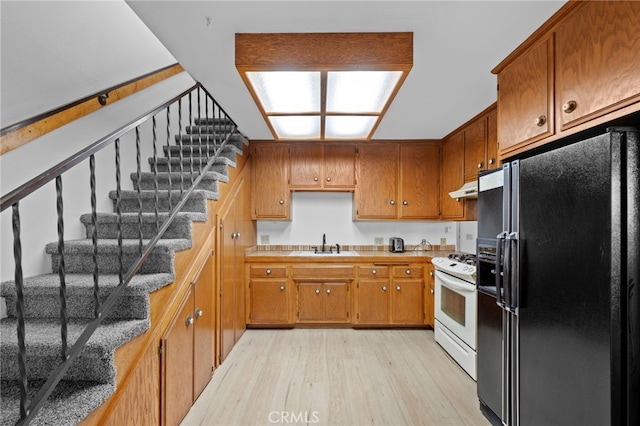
178,98,184,194
188,92,194,185
205,93,211,160
152,116,160,231
166,106,173,211
197,88,203,173
55,176,69,361
135,127,143,255
12,203,28,420
115,139,124,284
89,155,100,318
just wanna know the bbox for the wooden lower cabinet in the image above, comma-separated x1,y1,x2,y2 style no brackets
297,282,349,323
161,250,215,426
391,266,425,324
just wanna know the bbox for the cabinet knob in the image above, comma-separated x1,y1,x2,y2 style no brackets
326,177,331,182
402,200,408,205
477,162,484,169
326,288,331,294
279,285,286,291
195,308,203,318
382,285,388,291
313,177,318,181
405,269,411,275
315,288,321,295
266,268,272,275
279,199,285,205
562,100,577,114
488,158,496,165
371,269,377,275
430,271,434,277
396,285,401,291
534,115,547,127
390,200,396,205
185,316,194,326
430,289,435,294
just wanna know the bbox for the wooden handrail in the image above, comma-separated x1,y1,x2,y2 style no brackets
0,63,184,155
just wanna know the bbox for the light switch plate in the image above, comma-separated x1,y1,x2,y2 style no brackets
260,235,270,244
374,237,384,245
440,237,447,245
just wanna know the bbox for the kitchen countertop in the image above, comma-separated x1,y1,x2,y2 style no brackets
245,248,457,263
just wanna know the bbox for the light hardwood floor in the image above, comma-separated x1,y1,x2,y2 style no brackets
181,329,490,426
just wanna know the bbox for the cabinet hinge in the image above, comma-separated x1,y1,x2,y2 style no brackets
158,341,163,356
249,312,252,320
297,311,299,318
356,313,359,319
356,282,359,289
347,311,350,319
219,220,224,229
212,366,215,372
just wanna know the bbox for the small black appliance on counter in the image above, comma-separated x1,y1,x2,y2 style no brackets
389,237,404,253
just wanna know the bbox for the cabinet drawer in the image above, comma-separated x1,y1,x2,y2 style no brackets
292,266,355,279
357,266,389,278
250,265,287,278
392,266,423,278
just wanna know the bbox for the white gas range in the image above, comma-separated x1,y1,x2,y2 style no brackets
431,253,477,380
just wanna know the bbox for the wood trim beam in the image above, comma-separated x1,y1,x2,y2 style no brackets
0,64,184,156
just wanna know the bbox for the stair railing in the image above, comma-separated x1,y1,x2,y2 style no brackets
0,82,244,425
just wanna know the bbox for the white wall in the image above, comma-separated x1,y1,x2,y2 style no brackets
0,0,176,128
257,192,475,250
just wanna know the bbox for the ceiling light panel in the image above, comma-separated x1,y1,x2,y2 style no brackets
247,71,320,113
325,116,378,139
326,71,403,113
269,116,321,139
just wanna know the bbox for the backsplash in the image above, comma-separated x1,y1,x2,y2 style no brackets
247,243,457,255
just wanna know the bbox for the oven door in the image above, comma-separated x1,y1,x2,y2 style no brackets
434,270,477,349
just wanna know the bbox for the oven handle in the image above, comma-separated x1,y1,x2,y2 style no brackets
435,270,476,293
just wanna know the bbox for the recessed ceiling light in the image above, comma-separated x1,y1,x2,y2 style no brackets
236,32,413,141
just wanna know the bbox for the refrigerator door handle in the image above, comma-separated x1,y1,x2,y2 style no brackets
508,232,519,315
495,231,508,309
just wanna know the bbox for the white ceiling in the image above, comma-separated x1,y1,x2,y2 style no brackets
126,0,565,140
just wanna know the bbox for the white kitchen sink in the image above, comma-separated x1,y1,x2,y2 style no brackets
288,250,358,256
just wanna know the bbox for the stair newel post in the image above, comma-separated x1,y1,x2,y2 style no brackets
55,175,69,361
165,106,173,211
89,154,100,318
178,97,185,195
115,138,124,285
188,91,194,186
12,202,29,420
135,127,143,255
152,116,160,232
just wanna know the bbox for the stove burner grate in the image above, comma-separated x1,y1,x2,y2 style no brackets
448,253,477,265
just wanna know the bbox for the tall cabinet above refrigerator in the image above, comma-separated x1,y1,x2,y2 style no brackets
476,127,639,426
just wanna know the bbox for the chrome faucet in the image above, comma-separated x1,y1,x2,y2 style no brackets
322,233,326,252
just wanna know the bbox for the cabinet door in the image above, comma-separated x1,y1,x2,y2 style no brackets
464,118,487,181
162,289,194,426
298,282,324,321
357,280,389,324
193,252,214,399
486,109,498,170
355,144,398,219
556,1,640,130
323,282,349,322
497,37,554,154
252,143,289,219
440,133,465,219
391,280,424,324
289,144,322,189
399,143,440,219
324,144,356,189
250,279,290,324
425,264,435,327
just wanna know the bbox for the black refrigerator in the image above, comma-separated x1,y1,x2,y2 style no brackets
476,127,639,426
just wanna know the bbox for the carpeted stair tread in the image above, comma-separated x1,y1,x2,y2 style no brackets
175,132,247,148
1,379,115,426
149,155,235,173
109,189,215,213
79,211,203,239
45,238,191,274
164,144,242,160
1,317,149,382
1,273,173,320
130,171,225,192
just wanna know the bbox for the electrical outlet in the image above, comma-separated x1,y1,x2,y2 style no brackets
260,234,270,245
440,237,447,246
374,237,384,245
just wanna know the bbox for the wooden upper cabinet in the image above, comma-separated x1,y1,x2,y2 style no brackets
497,36,554,154
289,143,356,190
354,143,399,219
486,108,498,169
251,143,290,219
463,117,487,182
440,132,465,220
555,1,640,130
399,143,440,219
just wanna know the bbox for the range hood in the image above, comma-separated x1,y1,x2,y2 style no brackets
449,181,478,200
